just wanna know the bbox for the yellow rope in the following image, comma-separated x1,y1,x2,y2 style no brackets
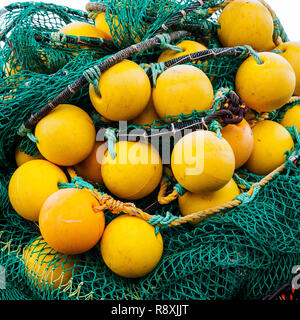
66,151,295,228
157,178,180,205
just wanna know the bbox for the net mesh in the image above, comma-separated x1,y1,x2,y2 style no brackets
0,0,299,300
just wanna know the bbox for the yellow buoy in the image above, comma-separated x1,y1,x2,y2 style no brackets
94,12,144,43
178,179,240,225
221,119,254,169
59,21,106,39
280,105,300,131
8,160,68,222
217,0,275,51
94,12,114,40
39,188,105,255
235,52,296,112
275,41,300,96
157,40,213,81
89,60,151,121
74,141,107,185
171,130,235,193
130,96,161,127
244,120,294,175
35,104,96,166
100,215,163,278
15,148,44,167
101,140,163,200
152,65,214,119
23,236,77,290
158,40,207,62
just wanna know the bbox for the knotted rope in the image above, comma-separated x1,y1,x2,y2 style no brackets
140,62,165,87
83,65,102,96
55,147,297,230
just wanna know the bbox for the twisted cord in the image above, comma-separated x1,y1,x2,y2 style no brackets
83,65,102,96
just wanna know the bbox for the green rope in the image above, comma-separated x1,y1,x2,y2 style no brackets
244,45,263,65
140,62,165,87
16,123,39,144
83,65,102,96
104,128,117,159
209,120,222,138
272,49,284,54
27,132,39,144
148,211,179,235
155,33,183,53
58,176,100,195
233,173,253,190
173,183,187,196
234,184,261,205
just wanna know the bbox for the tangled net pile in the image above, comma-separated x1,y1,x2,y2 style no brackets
0,0,299,300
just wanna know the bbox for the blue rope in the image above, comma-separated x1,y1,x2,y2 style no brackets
83,65,102,96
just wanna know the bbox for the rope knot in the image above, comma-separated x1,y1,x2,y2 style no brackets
234,184,261,205
83,65,102,96
104,128,117,159
140,62,165,87
209,120,222,138
220,90,248,124
173,183,186,196
155,33,183,53
148,211,179,234
17,123,39,143
244,45,263,65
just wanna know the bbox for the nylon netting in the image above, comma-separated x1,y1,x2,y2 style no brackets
0,0,299,300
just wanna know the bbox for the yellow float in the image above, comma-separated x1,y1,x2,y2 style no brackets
130,97,161,127
217,0,275,51
280,105,300,131
74,141,106,185
39,188,105,255
100,215,163,278
23,236,77,290
235,52,296,112
59,21,106,39
178,179,240,225
152,65,214,119
89,60,151,121
101,140,163,200
221,119,254,169
35,104,96,166
15,148,44,167
275,41,300,96
8,160,68,222
171,130,235,193
244,120,294,175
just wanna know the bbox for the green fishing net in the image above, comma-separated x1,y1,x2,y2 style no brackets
0,0,299,300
